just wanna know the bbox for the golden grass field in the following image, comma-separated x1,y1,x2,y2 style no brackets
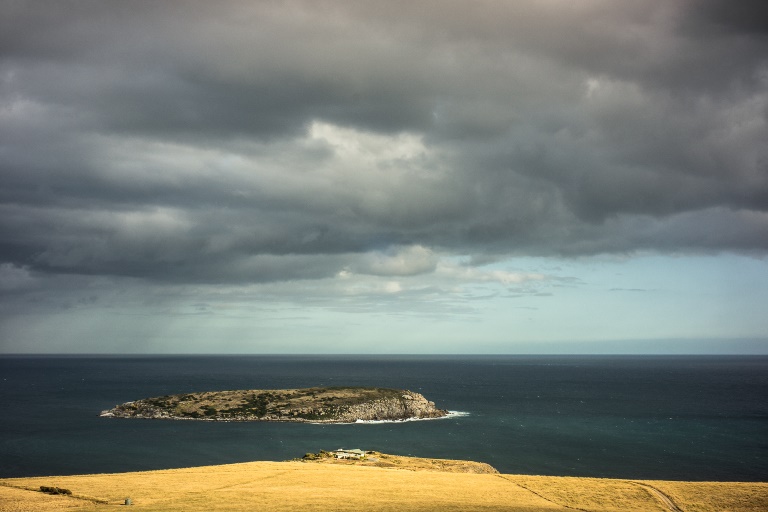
1,454,766,512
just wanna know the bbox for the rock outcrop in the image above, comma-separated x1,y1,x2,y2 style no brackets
100,387,448,423
333,392,445,422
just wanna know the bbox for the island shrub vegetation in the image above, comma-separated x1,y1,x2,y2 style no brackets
100,387,447,423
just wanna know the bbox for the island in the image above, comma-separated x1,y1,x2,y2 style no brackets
100,386,448,423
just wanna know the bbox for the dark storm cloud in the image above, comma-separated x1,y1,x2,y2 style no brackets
684,0,768,35
1,0,767,284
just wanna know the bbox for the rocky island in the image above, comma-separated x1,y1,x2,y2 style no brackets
100,386,448,423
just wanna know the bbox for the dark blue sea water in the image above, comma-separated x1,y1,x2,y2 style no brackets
1,355,766,481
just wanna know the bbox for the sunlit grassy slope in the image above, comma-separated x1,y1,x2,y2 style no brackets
1,456,766,512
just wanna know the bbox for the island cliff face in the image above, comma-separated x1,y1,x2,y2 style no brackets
100,387,448,423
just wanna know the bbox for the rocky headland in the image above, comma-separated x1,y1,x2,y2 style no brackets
300,450,499,474
100,386,448,423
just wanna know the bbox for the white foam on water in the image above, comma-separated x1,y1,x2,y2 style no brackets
313,410,470,425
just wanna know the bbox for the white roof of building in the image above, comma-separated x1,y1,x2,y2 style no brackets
334,448,365,455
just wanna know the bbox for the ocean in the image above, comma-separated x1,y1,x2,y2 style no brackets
1,355,766,481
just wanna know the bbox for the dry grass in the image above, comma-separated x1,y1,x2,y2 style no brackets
0,485,94,512
0,462,559,512
506,475,667,511
644,480,768,512
1,457,766,512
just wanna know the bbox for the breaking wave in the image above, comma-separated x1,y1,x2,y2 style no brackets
318,410,470,425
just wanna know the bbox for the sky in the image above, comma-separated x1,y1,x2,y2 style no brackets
1,0,767,354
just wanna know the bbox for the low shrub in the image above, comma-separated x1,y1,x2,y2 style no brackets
40,486,72,495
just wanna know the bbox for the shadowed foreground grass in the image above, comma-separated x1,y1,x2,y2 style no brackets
1,457,766,512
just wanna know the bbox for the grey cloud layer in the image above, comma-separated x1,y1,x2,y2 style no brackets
2,0,767,284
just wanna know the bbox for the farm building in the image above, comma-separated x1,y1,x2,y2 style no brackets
333,448,366,459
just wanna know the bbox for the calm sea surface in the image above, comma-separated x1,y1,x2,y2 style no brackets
1,355,766,480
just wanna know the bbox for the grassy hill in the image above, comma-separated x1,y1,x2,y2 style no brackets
1,454,766,511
